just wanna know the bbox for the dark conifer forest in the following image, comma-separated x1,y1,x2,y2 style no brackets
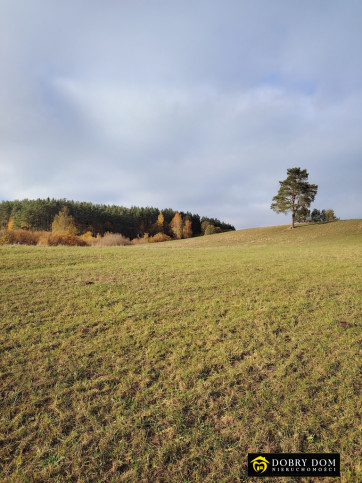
0,199,235,239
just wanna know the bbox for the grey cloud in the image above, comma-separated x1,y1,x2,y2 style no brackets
0,0,361,228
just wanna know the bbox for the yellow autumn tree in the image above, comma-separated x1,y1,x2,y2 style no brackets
170,212,183,239
201,220,210,234
156,212,164,233
51,207,78,235
182,218,192,238
7,218,15,230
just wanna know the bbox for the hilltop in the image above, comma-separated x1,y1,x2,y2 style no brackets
144,219,362,248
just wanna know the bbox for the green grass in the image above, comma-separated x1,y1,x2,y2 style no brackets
0,220,361,482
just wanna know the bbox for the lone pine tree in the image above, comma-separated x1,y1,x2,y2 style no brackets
271,167,318,229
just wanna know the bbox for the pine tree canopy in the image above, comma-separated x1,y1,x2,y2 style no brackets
271,167,318,228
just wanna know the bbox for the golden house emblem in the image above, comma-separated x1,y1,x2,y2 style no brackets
250,456,270,474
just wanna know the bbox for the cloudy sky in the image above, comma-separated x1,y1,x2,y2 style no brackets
0,0,361,228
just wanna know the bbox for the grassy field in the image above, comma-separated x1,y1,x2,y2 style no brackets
0,220,361,482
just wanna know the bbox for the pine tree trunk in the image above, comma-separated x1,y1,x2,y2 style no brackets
290,194,296,229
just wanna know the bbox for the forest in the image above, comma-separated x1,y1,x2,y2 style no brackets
0,199,235,240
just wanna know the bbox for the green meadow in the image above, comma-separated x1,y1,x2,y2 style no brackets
0,220,361,482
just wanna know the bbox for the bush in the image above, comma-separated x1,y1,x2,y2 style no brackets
47,233,88,246
0,229,89,246
94,232,131,247
325,209,338,223
80,231,94,241
149,233,172,243
0,229,44,245
0,230,12,245
204,224,217,235
15,230,41,245
37,233,51,246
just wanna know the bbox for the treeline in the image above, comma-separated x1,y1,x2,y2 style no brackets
310,209,338,223
0,199,235,239
296,208,338,223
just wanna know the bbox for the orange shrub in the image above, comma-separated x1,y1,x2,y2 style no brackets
149,232,172,243
80,231,94,241
16,230,41,245
47,233,88,246
0,229,88,246
0,229,44,245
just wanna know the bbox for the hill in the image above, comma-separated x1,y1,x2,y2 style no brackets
0,220,360,481
151,218,361,248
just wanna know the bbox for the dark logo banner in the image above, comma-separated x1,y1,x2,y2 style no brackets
248,453,340,477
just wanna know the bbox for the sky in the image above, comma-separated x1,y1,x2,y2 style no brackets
0,0,361,229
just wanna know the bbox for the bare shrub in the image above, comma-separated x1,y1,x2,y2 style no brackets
94,232,131,247
149,233,172,243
